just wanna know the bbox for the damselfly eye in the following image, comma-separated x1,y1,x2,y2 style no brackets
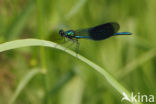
59,30,65,36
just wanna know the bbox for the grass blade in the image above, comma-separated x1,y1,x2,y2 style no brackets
4,0,35,40
0,39,141,104
117,50,156,79
65,0,88,20
10,68,41,104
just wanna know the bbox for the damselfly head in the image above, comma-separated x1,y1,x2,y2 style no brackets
59,29,65,37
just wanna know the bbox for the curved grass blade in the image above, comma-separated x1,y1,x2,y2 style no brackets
0,39,141,104
10,68,41,104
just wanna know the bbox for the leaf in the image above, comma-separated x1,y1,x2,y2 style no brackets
10,68,41,104
0,39,142,104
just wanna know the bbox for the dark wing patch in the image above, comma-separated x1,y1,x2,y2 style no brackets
88,22,120,40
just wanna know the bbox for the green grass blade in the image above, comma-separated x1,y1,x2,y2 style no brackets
49,71,75,96
43,71,75,103
0,39,141,104
10,68,41,104
4,0,35,40
117,50,156,79
65,0,88,20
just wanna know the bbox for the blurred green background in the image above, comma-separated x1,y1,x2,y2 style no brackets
0,0,156,104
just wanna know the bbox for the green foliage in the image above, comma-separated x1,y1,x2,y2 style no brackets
0,39,137,104
0,0,155,104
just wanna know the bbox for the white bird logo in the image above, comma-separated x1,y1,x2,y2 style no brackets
121,92,131,102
